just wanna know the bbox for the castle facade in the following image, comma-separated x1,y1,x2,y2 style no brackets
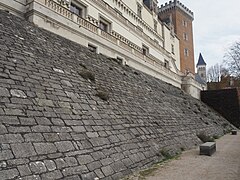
0,0,206,98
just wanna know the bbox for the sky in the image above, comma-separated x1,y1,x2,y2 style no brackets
158,0,240,68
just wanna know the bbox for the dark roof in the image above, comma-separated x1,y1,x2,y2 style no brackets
195,73,207,85
196,53,206,66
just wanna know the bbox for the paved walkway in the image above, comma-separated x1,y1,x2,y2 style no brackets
145,132,240,180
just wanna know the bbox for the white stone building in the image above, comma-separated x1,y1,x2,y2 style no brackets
0,0,205,98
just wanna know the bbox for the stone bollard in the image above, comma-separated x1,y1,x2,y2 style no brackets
200,142,216,156
231,130,237,135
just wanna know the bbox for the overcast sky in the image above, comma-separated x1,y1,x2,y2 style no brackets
158,0,240,69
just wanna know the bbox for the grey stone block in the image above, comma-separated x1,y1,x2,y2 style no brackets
30,161,47,174
24,133,44,142
63,175,81,180
87,161,102,171
34,143,57,155
0,161,7,168
4,108,24,116
65,157,78,167
0,150,14,161
86,132,99,138
81,172,97,180
62,165,88,176
101,165,114,177
77,155,94,165
0,168,19,179
231,130,237,135
41,170,63,179
10,89,27,98
200,142,216,156
19,117,37,125
0,87,10,97
18,164,32,176
0,134,24,143
44,160,57,171
0,116,20,125
36,98,54,107
55,141,75,152
72,126,86,133
43,133,60,142
0,125,7,135
11,143,37,158
19,175,41,180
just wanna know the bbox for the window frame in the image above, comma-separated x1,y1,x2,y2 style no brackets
99,16,111,33
142,45,149,56
154,19,157,32
70,1,87,18
88,44,98,53
137,3,142,18
182,20,188,27
183,32,188,41
164,60,170,69
184,48,189,57
171,44,175,54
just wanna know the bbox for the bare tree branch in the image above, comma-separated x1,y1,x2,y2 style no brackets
224,41,240,77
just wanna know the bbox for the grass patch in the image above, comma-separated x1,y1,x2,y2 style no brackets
180,147,185,151
127,151,180,180
197,132,215,143
78,69,95,82
96,88,109,101
160,149,173,160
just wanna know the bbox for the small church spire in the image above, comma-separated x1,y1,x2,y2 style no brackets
196,53,207,66
196,53,207,83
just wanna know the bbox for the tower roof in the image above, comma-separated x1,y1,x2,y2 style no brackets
196,53,206,66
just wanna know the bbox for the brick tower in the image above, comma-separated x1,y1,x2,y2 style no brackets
158,0,195,75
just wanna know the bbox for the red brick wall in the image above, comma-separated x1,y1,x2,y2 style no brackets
174,10,195,74
159,8,195,74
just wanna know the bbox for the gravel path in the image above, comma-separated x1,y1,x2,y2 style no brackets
146,132,240,180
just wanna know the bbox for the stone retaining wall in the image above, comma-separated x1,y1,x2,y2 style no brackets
0,11,233,180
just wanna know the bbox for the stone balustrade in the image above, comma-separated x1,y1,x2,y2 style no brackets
38,0,180,81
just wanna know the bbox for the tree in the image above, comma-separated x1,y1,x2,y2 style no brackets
224,41,240,77
207,63,221,82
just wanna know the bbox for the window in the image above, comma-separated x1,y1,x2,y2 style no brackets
152,2,157,13
171,44,174,54
142,45,149,56
137,4,142,18
182,20,187,27
183,33,188,41
184,48,189,56
154,20,157,32
164,60,169,69
70,2,86,17
99,17,111,33
88,44,97,53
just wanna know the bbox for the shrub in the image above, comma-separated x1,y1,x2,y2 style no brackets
180,147,185,151
160,149,172,160
96,89,109,101
197,132,214,143
78,69,95,82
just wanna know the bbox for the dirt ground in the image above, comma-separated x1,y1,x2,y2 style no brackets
129,132,240,180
